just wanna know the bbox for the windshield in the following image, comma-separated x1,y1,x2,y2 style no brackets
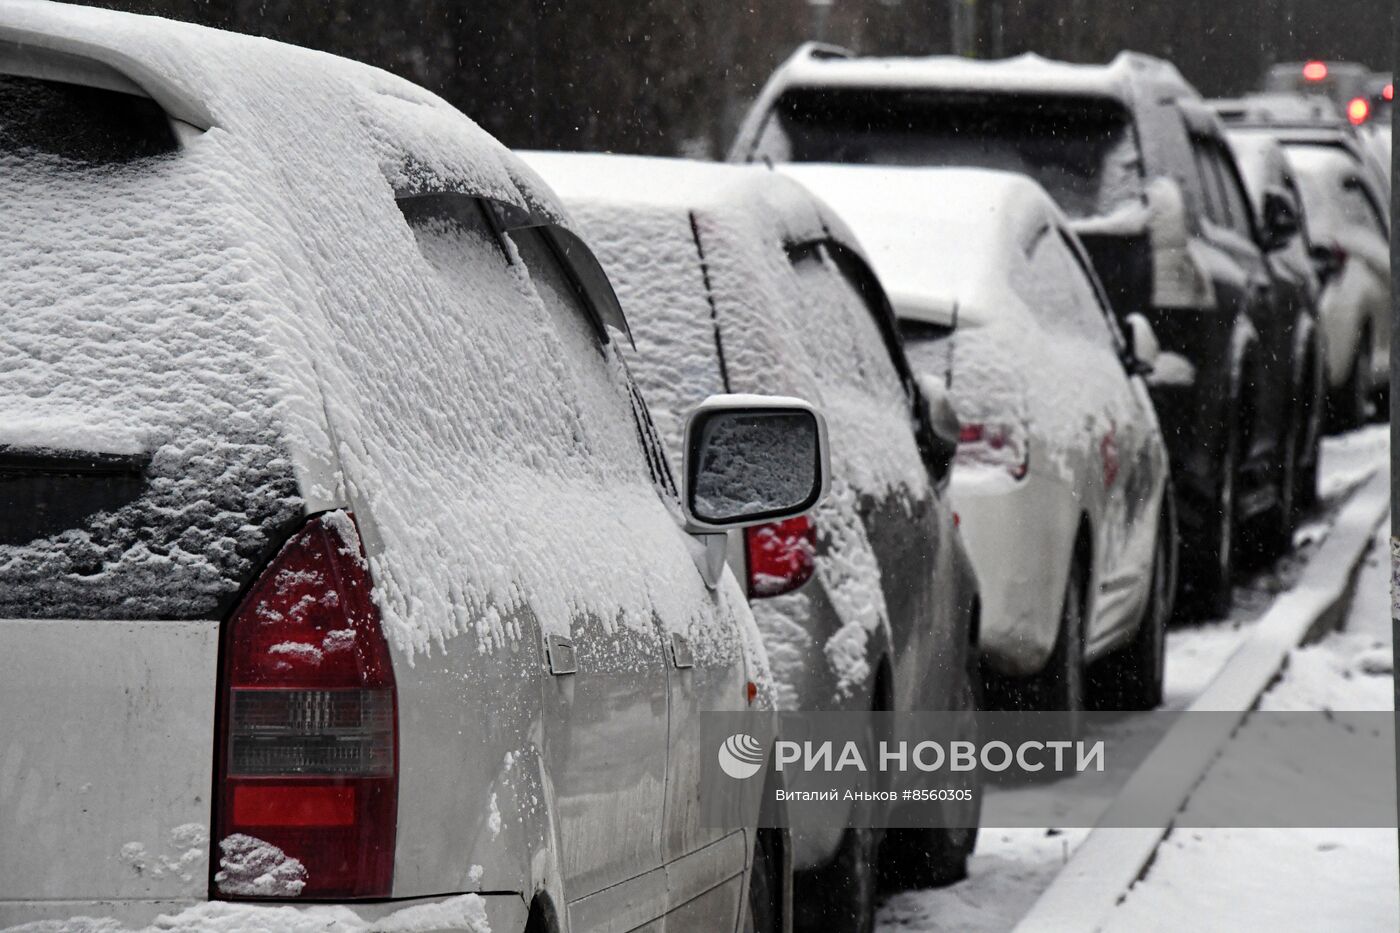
754,88,1144,219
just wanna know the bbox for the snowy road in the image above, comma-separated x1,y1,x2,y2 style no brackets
876,425,1391,933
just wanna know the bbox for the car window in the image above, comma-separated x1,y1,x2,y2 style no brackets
1212,145,1255,239
1014,225,1118,345
787,243,911,416
757,88,1143,220
398,193,671,499
1338,176,1388,237
1190,137,1226,226
506,223,679,498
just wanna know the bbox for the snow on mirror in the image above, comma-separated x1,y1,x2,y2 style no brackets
686,408,823,527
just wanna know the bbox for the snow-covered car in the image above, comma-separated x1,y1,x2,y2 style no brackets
731,45,1319,616
782,164,1176,718
1281,140,1392,427
1212,103,1392,429
0,5,830,932
1221,127,1326,523
522,152,982,928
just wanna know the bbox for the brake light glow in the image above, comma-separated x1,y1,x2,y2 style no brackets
1347,96,1371,125
1384,84,1394,102
956,421,1029,480
1302,60,1328,82
745,516,817,599
214,512,397,900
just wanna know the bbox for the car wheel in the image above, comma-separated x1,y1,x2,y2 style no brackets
745,828,784,933
1330,330,1371,431
793,721,878,933
877,665,981,891
793,830,877,933
1191,418,1239,619
1090,502,1171,710
1257,398,1301,562
1024,548,1086,738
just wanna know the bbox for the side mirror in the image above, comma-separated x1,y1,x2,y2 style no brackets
1261,188,1301,251
914,373,960,481
681,395,830,532
1122,312,1161,376
1145,176,1216,310
1310,241,1345,285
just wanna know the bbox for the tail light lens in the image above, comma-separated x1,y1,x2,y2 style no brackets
1347,96,1371,125
214,512,397,900
745,516,817,598
1302,60,1328,82
957,421,1029,480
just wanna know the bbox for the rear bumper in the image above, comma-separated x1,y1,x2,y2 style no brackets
0,892,527,932
950,469,1077,678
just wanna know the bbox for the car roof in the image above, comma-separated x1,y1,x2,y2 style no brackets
762,45,1193,105
0,0,569,229
519,151,873,265
1211,93,1344,127
777,164,1056,326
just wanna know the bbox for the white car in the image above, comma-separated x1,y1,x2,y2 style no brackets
522,152,983,925
0,4,822,931
1282,140,1392,426
784,165,1177,718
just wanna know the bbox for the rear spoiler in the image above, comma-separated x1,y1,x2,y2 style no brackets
0,28,213,129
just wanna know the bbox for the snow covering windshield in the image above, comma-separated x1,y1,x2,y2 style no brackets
756,88,1145,219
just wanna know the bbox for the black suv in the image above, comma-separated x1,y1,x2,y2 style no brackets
730,46,1321,614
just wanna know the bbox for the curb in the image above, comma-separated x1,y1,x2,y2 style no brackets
1011,469,1389,933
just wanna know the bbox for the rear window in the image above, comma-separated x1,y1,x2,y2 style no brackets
755,89,1144,219
0,74,177,164
0,75,303,620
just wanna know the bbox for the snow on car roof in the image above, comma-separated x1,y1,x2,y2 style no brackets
778,164,1053,326
0,0,567,223
771,47,1192,105
2,3,741,660
520,151,866,259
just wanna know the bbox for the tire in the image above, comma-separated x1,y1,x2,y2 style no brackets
793,829,878,933
1257,396,1301,562
1190,416,1239,619
793,722,879,933
1090,502,1171,711
1330,330,1371,431
878,657,982,891
745,828,784,933
1023,547,1087,738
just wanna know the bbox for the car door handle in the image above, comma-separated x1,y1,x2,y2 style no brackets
546,634,577,675
670,632,695,669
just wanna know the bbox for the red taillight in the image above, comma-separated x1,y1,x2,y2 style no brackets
956,421,1029,480
1384,84,1394,102
214,512,397,900
745,516,817,599
1347,96,1371,125
1303,60,1328,82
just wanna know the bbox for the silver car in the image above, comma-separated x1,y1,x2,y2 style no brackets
0,6,828,931
522,152,983,931
783,164,1177,721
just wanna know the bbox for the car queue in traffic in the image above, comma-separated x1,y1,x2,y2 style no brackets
0,4,1390,933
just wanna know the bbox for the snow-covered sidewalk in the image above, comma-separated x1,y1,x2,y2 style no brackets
1101,525,1397,932
875,427,1391,933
